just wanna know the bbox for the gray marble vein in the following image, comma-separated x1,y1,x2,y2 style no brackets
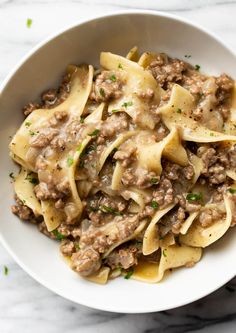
1,0,236,332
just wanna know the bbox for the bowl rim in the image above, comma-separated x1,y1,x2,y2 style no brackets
1,9,236,313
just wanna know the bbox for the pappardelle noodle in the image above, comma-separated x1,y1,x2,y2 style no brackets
10,47,236,284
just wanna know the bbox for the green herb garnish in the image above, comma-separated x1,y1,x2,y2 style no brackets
26,18,32,28
67,157,74,167
210,132,214,136
3,266,8,276
228,188,236,194
25,121,32,127
52,230,66,240
195,64,201,71
111,109,120,113
124,268,134,279
110,75,116,82
100,205,121,215
99,88,105,97
186,192,203,202
9,172,15,180
80,116,85,124
25,173,38,184
162,249,167,257
118,63,123,69
88,129,100,137
29,130,36,136
122,101,133,108
150,178,159,184
151,200,159,209
176,108,182,114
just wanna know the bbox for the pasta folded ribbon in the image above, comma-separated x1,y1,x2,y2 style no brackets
14,168,42,216
84,267,110,285
159,84,236,142
137,127,188,174
132,245,202,283
179,196,233,247
142,204,176,256
9,65,94,171
102,218,148,258
100,52,162,130
10,65,95,231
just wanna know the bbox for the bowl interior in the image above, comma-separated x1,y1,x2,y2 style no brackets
1,12,236,313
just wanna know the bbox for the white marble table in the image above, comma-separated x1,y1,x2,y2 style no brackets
1,0,236,332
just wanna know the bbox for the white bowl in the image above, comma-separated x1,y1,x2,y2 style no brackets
1,10,236,313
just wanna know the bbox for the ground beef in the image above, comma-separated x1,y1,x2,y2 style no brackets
71,247,101,276
49,111,68,127
171,207,186,234
122,167,160,189
163,160,194,183
90,70,124,102
153,178,174,208
197,145,235,185
100,113,129,138
149,54,187,90
105,245,139,270
113,146,137,167
11,197,35,221
34,179,71,201
60,239,76,256
30,129,59,148
216,73,234,104
199,208,225,228
23,102,40,116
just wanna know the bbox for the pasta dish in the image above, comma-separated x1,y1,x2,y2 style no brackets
9,47,236,284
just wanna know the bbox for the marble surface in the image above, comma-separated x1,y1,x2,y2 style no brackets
1,0,236,332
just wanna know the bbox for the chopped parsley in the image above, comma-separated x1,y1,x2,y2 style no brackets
29,130,36,136
118,63,123,69
228,188,236,194
74,243,80,250
25,173,38,184
110,74,116,82
67,157,74,167
176,108,182,114
3,266,9,276
184,55,191,58
80,116,85,124
151,200,159,209
99,88,105,97
88,129,100,137
25,121,32,127
195,64,201,71
52,230,66,240
150,177,159,184
210,132,214,136
100,205,121,215
111,109,120,113
186,192,203,202
122,101,133,108
9,172,15,180
124,268,134,279
162,249,167,257
26,18,32,28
